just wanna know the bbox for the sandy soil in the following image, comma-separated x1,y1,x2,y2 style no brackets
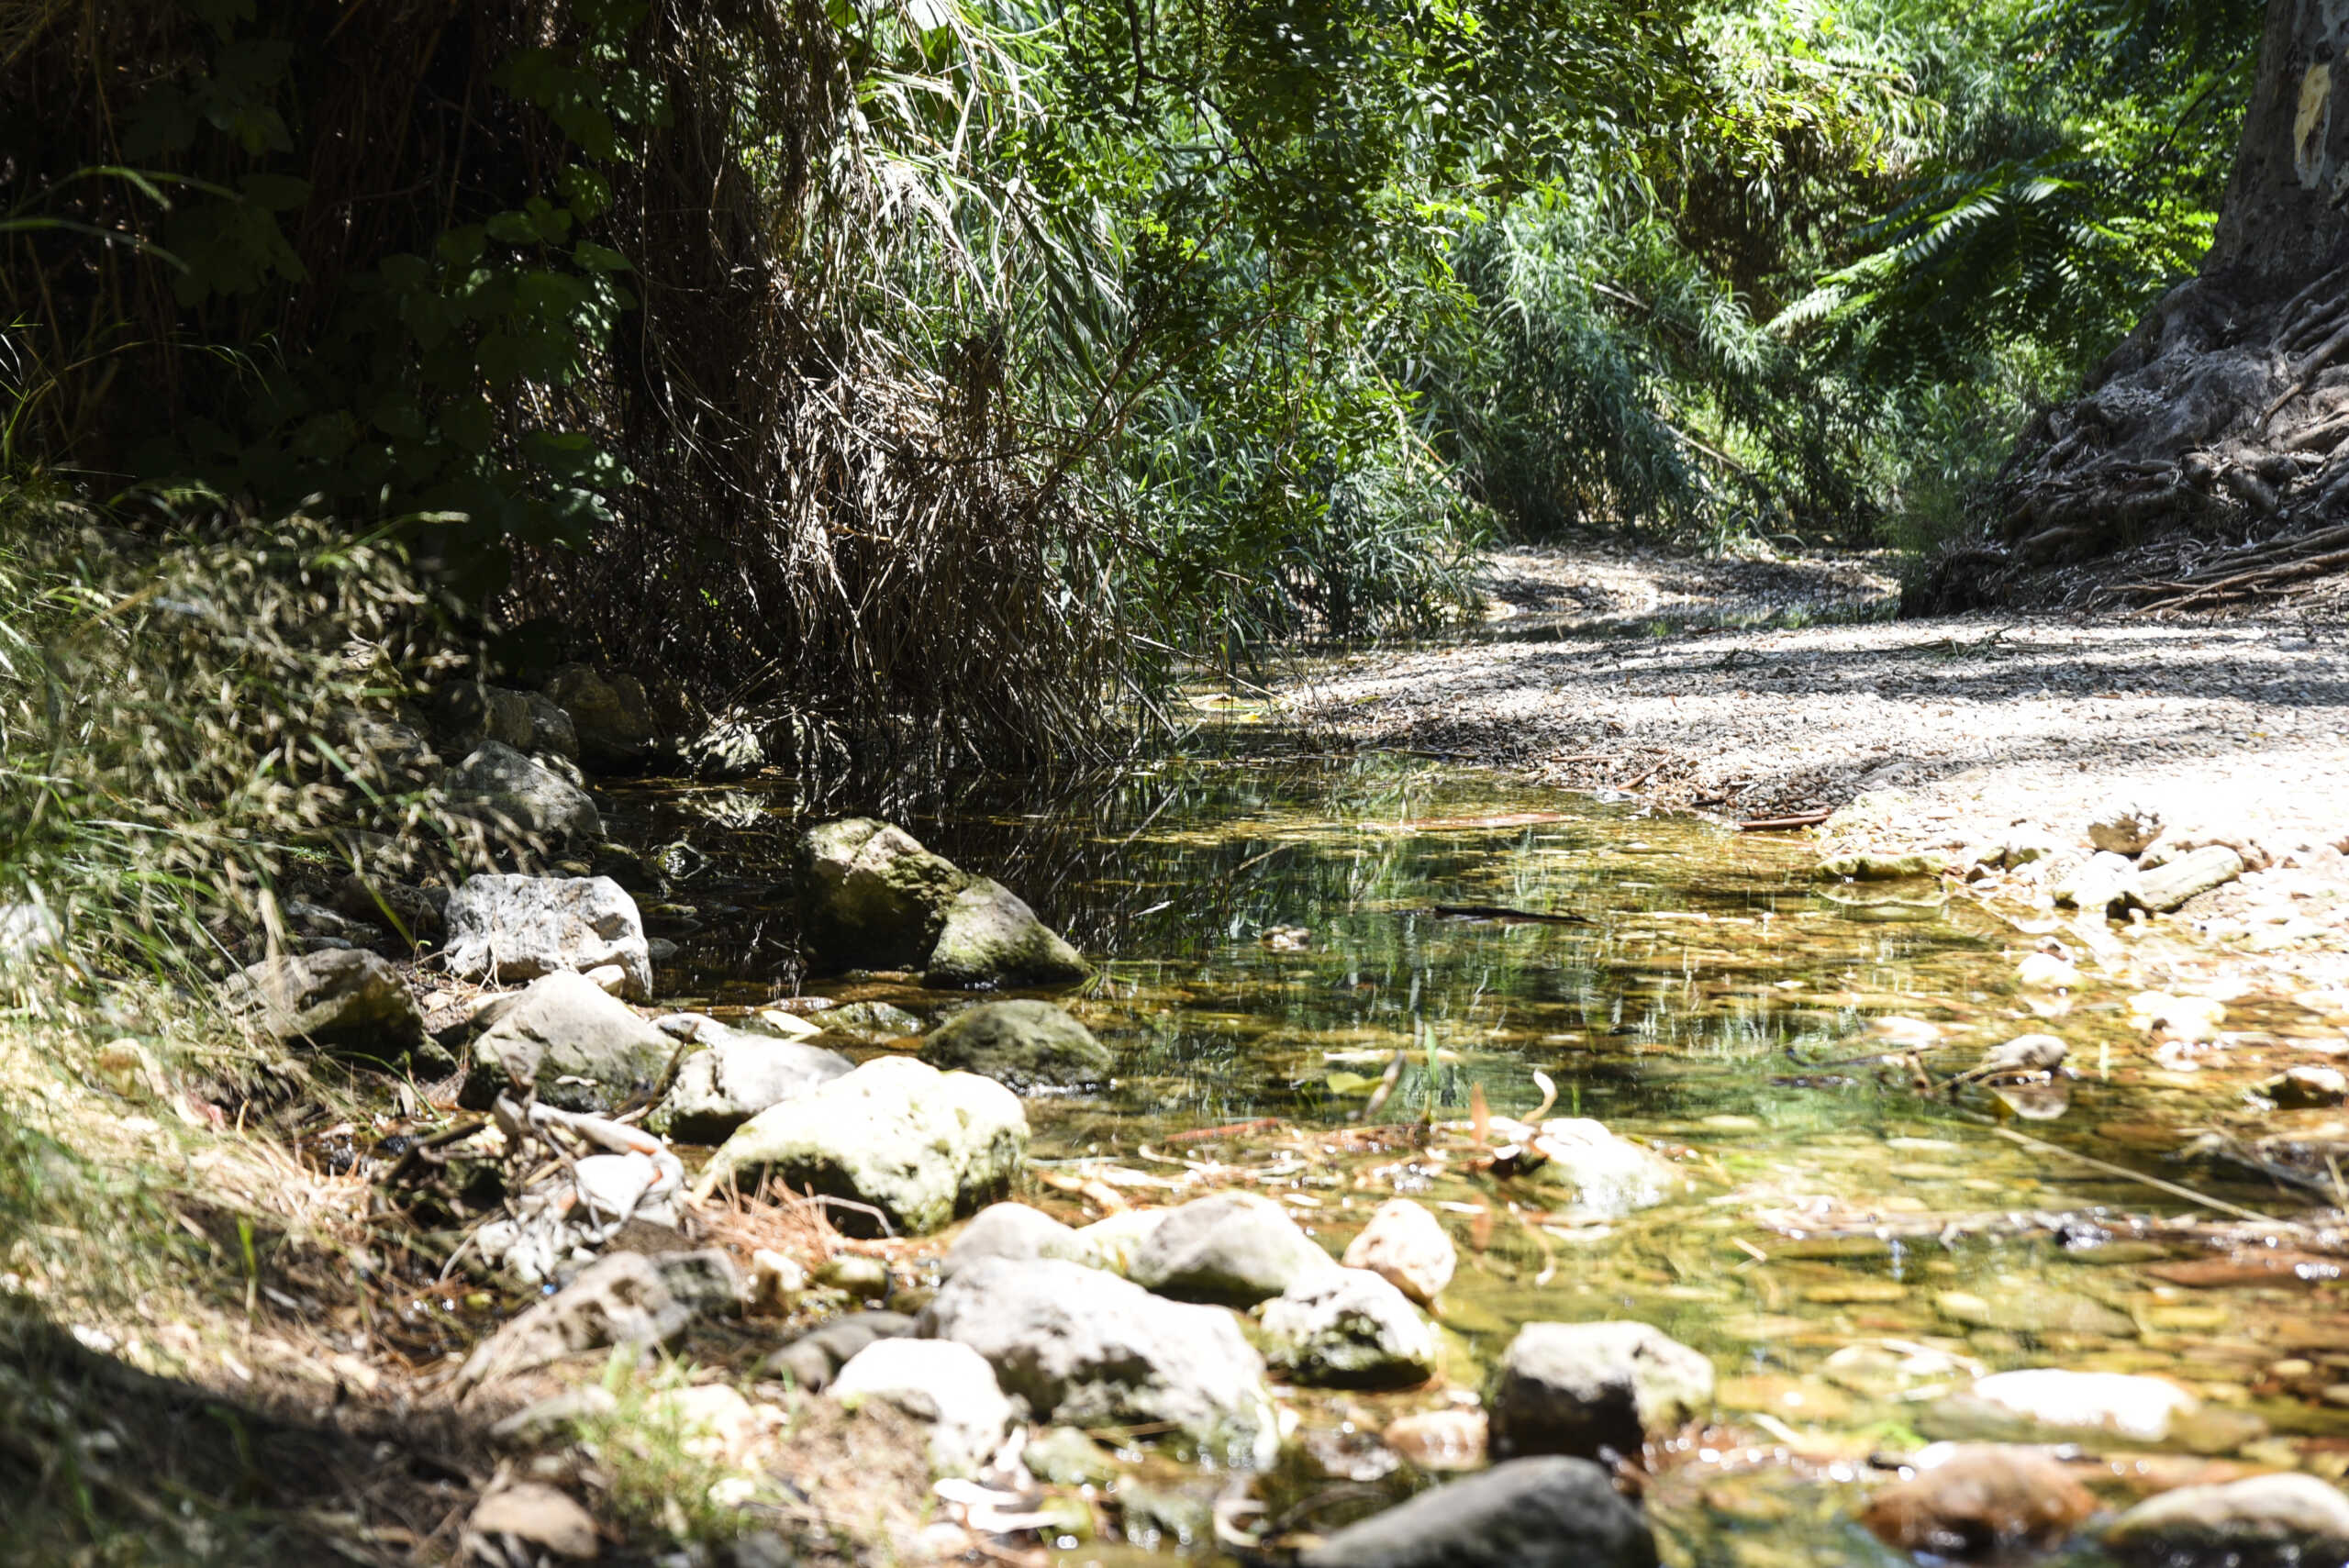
1285,539,2349,983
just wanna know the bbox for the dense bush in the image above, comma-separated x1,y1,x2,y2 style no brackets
0,0,2266,766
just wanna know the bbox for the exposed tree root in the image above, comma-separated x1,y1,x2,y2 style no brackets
2103,520,2349,611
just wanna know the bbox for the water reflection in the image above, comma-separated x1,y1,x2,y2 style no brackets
613,750,2333,1567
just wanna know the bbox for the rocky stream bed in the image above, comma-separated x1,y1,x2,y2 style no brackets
97,658,2341,1568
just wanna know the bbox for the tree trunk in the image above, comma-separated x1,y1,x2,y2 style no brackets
1972,0,2349,598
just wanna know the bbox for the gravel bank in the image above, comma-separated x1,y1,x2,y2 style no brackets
1283,540,2349,980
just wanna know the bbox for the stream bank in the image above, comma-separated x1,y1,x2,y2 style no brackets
12,547,2349,1568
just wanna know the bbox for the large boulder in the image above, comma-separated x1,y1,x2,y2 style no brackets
796,818,968,972
1489,1321,1715,1462
459,971,679,1113
643,1016,852,1143
443,874,652,1000
1298,1456,1657,1568
942,1203,1097,1278
923,881,1091,990
1342,1198,1456,1306
829,1338,1016,1478
921,1001,1111,1092
444,740,601,847
1261,1268,1438,1388
542,663,659,773
1129,1192,1338,1307
230,949,427,1060
2104,1473,2349,1561
795,818,1088,987
920,1256,1279,1467
694,1055,1027,1235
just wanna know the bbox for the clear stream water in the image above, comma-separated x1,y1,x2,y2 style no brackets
607,738,2345,1567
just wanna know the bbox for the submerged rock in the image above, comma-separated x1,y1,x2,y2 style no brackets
460,971,678,1113
1817,851,1942,880
923,880,1091,990
444,740,601,847
1298,1455,1657,1568
1261,1267,1438,1388
809,1000,925,1044
2104,1472,2349,1561
830,1338,1015,1478
1025,1425,1120,1486
443,873,652,999
1521,1119,1683,1218
1343,1198,1456,1306
1935,1285,2134,1338
1859,1443,2096,1556
2131,990,2229,1041
1384,1408,1489,1472
1489,1320,1714,1462
644,1016,851,1142
2265,1064,2349,1108
1922,1369,2263,1451
921,1000,1110,1092
921,1256,1279,1467
695,1056,1027,1235
230,949,428,1060
1129,1191,1338,1306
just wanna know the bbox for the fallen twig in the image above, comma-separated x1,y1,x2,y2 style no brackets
1737,809,1832,831
1431,903,1593,925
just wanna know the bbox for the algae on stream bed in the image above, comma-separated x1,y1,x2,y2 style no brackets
610,751,2349,1566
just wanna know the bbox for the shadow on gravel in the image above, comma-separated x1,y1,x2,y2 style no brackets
0,1307,490,1565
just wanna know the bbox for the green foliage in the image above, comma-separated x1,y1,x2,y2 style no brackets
0,486,463,978
1412,0,2261,553
0,0,2277,753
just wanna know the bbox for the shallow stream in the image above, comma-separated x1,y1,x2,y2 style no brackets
609,743,2348,1567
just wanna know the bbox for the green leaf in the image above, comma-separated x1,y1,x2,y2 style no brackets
441,395,495,454
239,172,310,212
573,240,632,273
485,210,540,246
369,395,426,442
378,253,431,294
558,167,614,220
475,332,527,387
524,195,573,244
436,225,486,268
